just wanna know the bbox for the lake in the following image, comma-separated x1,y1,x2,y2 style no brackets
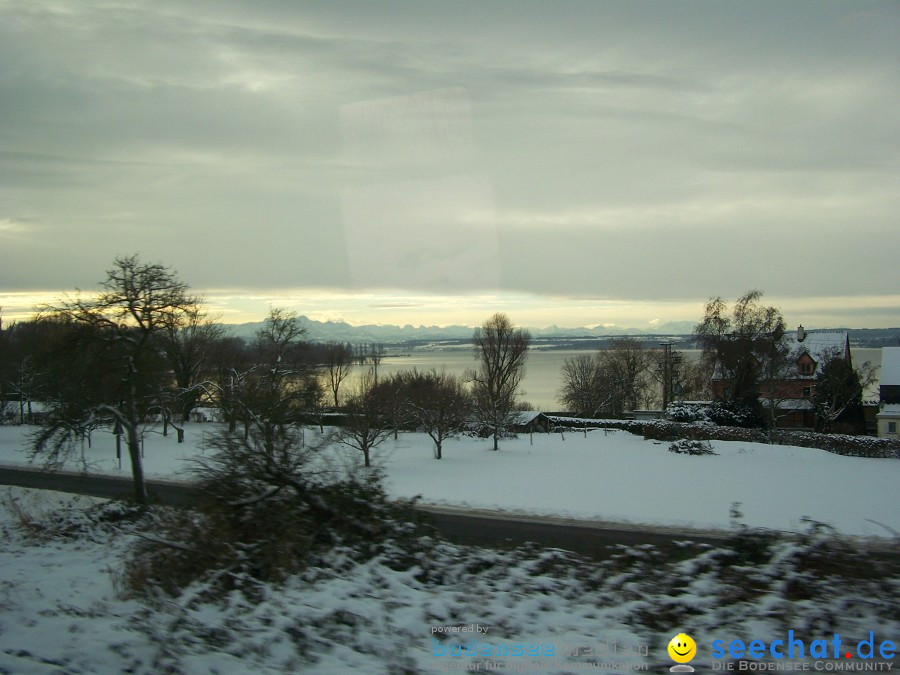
344,347,884,411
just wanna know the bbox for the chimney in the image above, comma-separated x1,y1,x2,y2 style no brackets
797,325,806,342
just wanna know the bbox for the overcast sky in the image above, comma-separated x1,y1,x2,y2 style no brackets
1,0,898,329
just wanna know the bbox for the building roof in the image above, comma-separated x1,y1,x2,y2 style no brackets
785,330,849,375
512,411,545,425
880,347,900,387
876,404,900,418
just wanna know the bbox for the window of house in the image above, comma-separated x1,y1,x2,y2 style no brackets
890,421,898,434
802,387,811,397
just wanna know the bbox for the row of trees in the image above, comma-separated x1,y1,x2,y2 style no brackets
557,337,708,418
556,290,874,434
0,256,536,503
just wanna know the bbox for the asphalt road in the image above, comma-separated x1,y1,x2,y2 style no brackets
0,464,733,560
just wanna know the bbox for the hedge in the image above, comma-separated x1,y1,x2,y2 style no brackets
641,420,900,459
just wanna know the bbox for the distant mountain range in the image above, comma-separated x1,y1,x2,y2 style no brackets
226,316,900,347
225,316,699,344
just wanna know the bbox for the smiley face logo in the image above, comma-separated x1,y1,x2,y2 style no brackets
667,633,697,664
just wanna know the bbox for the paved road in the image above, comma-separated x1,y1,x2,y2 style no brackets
0,465,199,506
0,465,739,560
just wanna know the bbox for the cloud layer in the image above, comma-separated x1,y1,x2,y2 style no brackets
1,1,898,325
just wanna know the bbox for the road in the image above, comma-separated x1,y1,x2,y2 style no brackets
0,464,737,560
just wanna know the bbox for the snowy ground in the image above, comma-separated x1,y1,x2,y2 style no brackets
1,423,899,537
1,486,897,674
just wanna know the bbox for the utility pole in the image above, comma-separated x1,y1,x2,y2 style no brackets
659,342,682,411
660,342,672,411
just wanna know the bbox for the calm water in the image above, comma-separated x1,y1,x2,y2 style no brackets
345,347,884,411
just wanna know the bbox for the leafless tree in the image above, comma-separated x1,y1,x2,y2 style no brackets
369,343,386,382
756,338,798,431
471,313,530,450
599,338,654,416
160,302,225,423
338,374,392,468
404,369,470,459
31,255,194,504
371,370,413,440
324,341,354,407
695,290,786,410
239,308,318,456
558,354,608,417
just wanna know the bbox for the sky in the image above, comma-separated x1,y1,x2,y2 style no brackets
1,0,898,330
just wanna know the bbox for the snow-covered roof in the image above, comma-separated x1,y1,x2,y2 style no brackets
876,404,900,418
512,410,544,425
786,330,849,375
880,347,900,387
761,398,815,411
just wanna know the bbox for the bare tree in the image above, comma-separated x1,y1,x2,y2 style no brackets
31,255,193,504
323,341,354,407
369,343,386,382
371,370,413,440
471,313,530,450
695,290,786,413
756,338,798,431
338,374,392,468
240,308,317,456
160,302,225,423
404,369,470,459
207,335,253,433
599,338,654,416
558,354,608,417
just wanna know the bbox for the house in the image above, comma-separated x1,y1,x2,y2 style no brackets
759,327,852,429
710,326,852,429
879,347,900,404
875,347,900,438
876,405,900,439
510,411,551,434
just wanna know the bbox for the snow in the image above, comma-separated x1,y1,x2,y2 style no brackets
1,483,898,673
1,422,898,538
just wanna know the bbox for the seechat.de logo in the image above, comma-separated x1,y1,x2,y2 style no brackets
669,633,697,672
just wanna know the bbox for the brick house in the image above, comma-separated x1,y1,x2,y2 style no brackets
712,326,852,429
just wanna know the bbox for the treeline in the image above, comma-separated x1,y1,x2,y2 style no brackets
0,256,537,503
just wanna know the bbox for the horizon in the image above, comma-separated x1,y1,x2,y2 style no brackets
2,2,898,331
3,286,896,334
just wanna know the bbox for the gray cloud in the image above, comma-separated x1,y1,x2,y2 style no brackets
1,0,897,324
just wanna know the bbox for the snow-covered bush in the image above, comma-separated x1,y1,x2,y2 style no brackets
665,402,711,424
706,400,765,428
668,438,716,455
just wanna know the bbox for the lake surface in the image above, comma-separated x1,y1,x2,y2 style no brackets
344,347,884,411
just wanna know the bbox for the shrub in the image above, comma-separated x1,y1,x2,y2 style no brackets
665,402,711,424
668,439,716,455
706,401,765,428
644,420,900,459
122,424,434,599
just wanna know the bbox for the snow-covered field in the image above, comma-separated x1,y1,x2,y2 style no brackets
2,486,898,674
1,424,898,673
1,423,898,537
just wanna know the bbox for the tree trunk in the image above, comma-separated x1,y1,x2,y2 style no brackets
126,423,147,505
